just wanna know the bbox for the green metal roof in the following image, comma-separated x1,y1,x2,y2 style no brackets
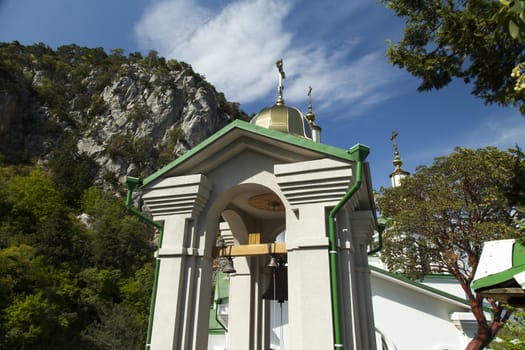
140,120,369,187
472,241,525,291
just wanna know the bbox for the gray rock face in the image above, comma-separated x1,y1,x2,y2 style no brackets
74,63,231,186
0,47,245,190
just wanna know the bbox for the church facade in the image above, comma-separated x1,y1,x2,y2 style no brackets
127,61,479,350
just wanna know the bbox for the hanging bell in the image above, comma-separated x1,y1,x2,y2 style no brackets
267,256,278,268
262,264,288,303
222,257,236,274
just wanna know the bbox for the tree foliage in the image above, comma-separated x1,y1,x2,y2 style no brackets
490,307,525,349
377,146,524,349
0,165,155,349
382,0,525,114
49,137,99,208
6,169,66,223
80,188,153,274
506,146,525,236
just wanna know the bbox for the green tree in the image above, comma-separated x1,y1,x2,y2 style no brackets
506,146,525,235
490,308,525,349
77,267,150,349
120,263,154,338
6,169,66,224
0,169,68,247
377,147,524,350
0,247,83,349
49,137,98,207
3,292,62,349
0,245,43,309
77,267,121,313
81,187,154,274
33,206,84,264
382,0,525,113
81,303,144,350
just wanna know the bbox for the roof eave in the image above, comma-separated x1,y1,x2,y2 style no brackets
139,120,368,188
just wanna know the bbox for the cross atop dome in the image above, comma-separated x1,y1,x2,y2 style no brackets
250,59,319,141
389,130,410,187
276,59,285,105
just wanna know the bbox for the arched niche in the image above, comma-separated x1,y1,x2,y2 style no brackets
205,182,287,248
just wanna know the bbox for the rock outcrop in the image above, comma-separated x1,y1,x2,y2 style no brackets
76,63,232,186
0,43,247,189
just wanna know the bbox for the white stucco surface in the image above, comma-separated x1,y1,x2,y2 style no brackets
371,270,473,350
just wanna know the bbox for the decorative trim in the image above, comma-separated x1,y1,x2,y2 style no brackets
142,174,211,218
275,158,355,206
158,247,206,257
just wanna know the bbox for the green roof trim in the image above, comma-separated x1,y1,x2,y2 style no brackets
369,265,470,306
472,265,525,291
514,241,525,266
473,241,525,291
208,307,226,334
422,273,459,280
140,120,367,187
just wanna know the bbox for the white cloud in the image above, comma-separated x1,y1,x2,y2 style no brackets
134,0,402,115
464,112,525,150
135,0,212,53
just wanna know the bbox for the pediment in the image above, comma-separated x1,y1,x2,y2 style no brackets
141,120,359,189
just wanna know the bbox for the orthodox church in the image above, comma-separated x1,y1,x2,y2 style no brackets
127,61,481,350
208,132,482,350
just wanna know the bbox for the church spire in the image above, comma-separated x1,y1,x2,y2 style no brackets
389,130,410,188
305,86,322,142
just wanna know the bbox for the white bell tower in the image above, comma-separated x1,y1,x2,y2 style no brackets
127,61,379,350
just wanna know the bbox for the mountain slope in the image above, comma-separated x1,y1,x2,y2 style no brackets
0,41,248,190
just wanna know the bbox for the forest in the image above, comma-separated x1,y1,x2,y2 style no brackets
0,41,246,349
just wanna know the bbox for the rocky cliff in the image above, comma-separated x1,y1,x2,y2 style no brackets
0,42,248,190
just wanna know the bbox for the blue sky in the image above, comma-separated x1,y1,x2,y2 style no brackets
1,0,524,189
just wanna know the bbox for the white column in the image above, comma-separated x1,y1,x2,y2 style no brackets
286,204,334,350
338,209,356,350
275,158,356,350
227,256,253,350
287,250,333,348
349,210,377,350
142,174,212,350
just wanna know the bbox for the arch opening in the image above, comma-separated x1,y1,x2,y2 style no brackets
206,183,289,350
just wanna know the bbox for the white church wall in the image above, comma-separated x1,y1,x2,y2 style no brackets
421,275,467,300
369,255,468,300
371,273,471,350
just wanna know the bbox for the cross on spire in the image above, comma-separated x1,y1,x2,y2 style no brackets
276,59,285,105
391,130,399,155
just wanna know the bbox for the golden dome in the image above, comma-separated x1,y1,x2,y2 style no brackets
250,102,313,140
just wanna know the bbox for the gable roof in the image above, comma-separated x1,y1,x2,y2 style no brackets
473,240,525,291
141,120,368,188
